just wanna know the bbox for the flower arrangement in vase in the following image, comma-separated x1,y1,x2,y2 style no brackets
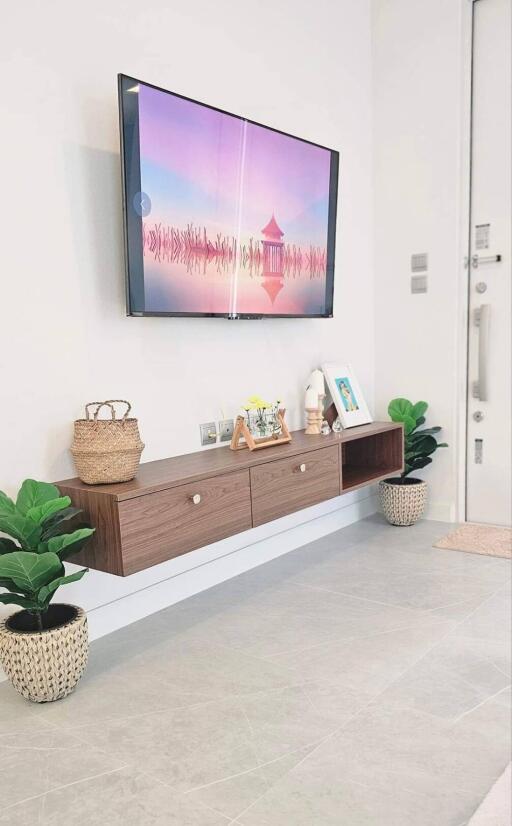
242,395,283,439
230,395,292,451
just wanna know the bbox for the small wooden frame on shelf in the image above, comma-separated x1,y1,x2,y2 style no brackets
230,410,292,451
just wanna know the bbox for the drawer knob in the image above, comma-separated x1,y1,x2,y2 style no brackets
191,493,201,505
299,463,306,473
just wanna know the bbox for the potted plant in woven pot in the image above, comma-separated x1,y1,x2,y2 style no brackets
0,479,94,702
379,398,447,526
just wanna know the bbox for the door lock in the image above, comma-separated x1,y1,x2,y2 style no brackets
473,410,484,422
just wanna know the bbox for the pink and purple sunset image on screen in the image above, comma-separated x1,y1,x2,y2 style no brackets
138,83,333,315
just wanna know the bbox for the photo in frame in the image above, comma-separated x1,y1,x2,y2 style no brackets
322,363,373,429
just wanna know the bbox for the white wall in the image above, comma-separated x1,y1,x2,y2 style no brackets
0,1,375,634
371,0,469,521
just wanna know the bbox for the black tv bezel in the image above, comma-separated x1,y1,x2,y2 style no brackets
118,73,339,319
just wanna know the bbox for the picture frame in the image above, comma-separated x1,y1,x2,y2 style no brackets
321,363,373,429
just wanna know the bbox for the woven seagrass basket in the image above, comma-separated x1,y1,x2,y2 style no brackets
379,478,427,526
0,605,88,703
71,400,144,485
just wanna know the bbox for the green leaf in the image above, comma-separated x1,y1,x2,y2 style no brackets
408,456,433,471
0,551,62,594
47,528,95,561
0,513,42,549
411,401,428,421
0,490,16,518
37,568,88,605
410,426,441,437
16,480,62,516
408,435,438,457
26,497,71,525
0,537,19,554
388,398,413,423
403,416,418,435
0,575,24,592
0,593,39,610
437,442,448,448
40,507,83,541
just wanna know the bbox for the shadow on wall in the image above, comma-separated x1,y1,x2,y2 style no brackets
63,142,126,320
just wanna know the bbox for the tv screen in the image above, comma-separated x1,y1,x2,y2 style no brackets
119,74,339,318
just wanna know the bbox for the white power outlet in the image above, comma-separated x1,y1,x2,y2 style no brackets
218,419,234,442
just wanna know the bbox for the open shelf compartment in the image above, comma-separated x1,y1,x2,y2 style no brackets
341,428,404,491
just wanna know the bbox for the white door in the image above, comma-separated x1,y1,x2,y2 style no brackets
466,0,512,526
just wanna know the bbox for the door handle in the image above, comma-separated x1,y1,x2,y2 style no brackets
473,304,490,401
471,254,502,268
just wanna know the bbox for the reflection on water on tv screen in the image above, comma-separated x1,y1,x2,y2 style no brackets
142,222,328,315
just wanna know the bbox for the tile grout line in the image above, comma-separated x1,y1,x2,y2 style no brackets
449,683,512,726
373,765,494,796
182,736,327,795
0,765,129,814
423,657,509,699
291,580,427,612
45,695,234,732
294,580,505,617
258,616,455,663
483,657,512,679
199,803,235,822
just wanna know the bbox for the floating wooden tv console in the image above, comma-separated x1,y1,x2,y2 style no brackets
56,422,403,577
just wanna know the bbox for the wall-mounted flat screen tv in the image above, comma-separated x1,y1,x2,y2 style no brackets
119,74,339,318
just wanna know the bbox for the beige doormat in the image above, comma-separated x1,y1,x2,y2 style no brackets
434,523,512,559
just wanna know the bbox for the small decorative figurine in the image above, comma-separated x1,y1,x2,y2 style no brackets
332,417,343,433
321,420,331,436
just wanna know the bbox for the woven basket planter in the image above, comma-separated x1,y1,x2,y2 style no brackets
0,605,88,703
71,400,144,485
379,478,427,526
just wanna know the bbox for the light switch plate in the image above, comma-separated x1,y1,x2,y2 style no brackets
218,419,234,442
411,253,428,272
200,422,217,446
411,274,428,294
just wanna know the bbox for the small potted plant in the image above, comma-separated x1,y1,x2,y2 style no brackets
0,479,94,702
379,398,447,526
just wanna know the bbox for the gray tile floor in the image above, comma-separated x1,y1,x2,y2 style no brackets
0,515,510,825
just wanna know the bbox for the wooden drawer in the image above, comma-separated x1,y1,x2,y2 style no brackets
250,445,340,527
118,470,252,575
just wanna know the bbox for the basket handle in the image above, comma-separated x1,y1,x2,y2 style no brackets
93,402,117,421
85,401,116,421
103,400,132,421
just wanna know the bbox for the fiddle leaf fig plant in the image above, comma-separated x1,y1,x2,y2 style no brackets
0,480,94,629
388,398,447,480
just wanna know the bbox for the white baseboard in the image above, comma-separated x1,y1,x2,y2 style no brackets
424,501,456,523
0,491,377,683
